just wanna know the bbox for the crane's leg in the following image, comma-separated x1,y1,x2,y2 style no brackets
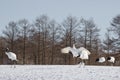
83,60,85,68
13,60,16,68
10,61,13,68
10,63,12,68
79,61,82,68
79,60,85,68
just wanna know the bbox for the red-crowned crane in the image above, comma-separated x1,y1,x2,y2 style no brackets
96,57,106,63
107,56,115,66
61,44,91,67
5,48,18,68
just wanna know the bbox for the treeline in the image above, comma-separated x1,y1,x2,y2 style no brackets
0,14,120,65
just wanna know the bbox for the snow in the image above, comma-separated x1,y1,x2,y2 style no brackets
0,65,120,80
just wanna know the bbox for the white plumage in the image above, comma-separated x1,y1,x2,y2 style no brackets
96,57,106,63
78,47,91,59
5,48,18,68
61,44,91,66
61,46,79,57
5,52,17,61
107,56,115,63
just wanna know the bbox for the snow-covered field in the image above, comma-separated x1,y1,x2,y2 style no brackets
0,65,120,80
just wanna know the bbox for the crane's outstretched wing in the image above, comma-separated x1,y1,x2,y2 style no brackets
61,47,79,57
61,46,91,59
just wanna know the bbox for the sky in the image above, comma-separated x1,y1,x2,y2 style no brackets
0,0,120,39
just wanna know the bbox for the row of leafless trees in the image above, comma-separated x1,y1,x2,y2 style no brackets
0,15,120,65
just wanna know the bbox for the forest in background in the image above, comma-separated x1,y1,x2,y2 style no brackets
0,14,120,65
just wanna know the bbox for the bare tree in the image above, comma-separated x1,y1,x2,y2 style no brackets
111,15,120,38
48,20,62,64
0,37,5,64
110,14,120,53
80,18,100,52
102,29,115,54
41,16,49,64
35,15,49,64
18,19,30,64
3,21,19,51
34,17,42,64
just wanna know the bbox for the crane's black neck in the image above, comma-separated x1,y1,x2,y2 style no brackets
5,48,9,52
107,57,111,60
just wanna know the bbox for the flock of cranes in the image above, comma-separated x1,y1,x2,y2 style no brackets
96,56,115,65
4,44,115,68
61,44,116,66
